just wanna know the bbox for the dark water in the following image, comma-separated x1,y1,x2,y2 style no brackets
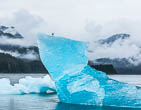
0,74,140,110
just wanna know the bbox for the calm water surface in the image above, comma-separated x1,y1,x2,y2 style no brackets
0,73,140,110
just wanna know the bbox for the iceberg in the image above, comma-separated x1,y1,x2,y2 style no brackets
38,33,141,108
0,75,56,94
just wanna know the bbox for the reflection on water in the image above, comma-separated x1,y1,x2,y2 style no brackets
56,103,140,110
0,94,140,110
0,94,58,110
0,74,141,110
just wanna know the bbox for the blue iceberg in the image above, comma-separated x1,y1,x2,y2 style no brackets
38,33,141,108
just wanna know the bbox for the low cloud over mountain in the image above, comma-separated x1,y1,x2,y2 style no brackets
88,33,141,74
0,25,39,60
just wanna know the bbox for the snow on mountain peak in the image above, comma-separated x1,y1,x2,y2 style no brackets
0,25,23,39
3,26,17,35
98,33,130,45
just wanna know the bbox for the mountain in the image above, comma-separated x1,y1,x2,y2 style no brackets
90,33,141,74
0,52,116,74
91,58,141,74
0,25,39,60
98,33,130,45
0,26,137,74
0,26,23,39
0,53,47,73
88,61,117,74
0,25,47,72
0,25,118,74
0,25,44,73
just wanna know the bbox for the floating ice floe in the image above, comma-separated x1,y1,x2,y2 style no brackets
0,75,56,94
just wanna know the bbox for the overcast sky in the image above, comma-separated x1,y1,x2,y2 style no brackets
0,0,141,42
1,0,141,62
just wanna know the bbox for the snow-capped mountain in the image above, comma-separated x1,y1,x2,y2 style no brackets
0,25,39,60
90,33,141,74
0,26,23,39
0,25,47,73
98,34,130,45
0,26,140,74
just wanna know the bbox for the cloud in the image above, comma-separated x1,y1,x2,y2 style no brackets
0,10,48,45
1,1,141,64
88,39,140,58
0,49,38,60
84,18,141,41
1,10,141,64
87,32,141,65
83,18,141,65
1,0,141,40
0,36,31,47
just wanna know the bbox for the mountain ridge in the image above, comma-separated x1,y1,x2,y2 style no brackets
0,25,139,74
98,33,130,45
0,25,39,60
0,25,23,39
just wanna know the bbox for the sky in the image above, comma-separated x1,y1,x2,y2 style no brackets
1,0,141,62
0,0,141,41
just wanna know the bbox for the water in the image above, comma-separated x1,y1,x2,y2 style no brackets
0,74,141,110
109,75,141,87
0,73,46,85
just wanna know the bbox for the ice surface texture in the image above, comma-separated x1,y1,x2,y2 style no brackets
38,33,141,108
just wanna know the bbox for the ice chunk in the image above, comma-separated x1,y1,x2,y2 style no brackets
0,75,56,94
38,33,141,108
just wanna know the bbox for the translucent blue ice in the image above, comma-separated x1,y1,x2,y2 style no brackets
38,33,141,108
